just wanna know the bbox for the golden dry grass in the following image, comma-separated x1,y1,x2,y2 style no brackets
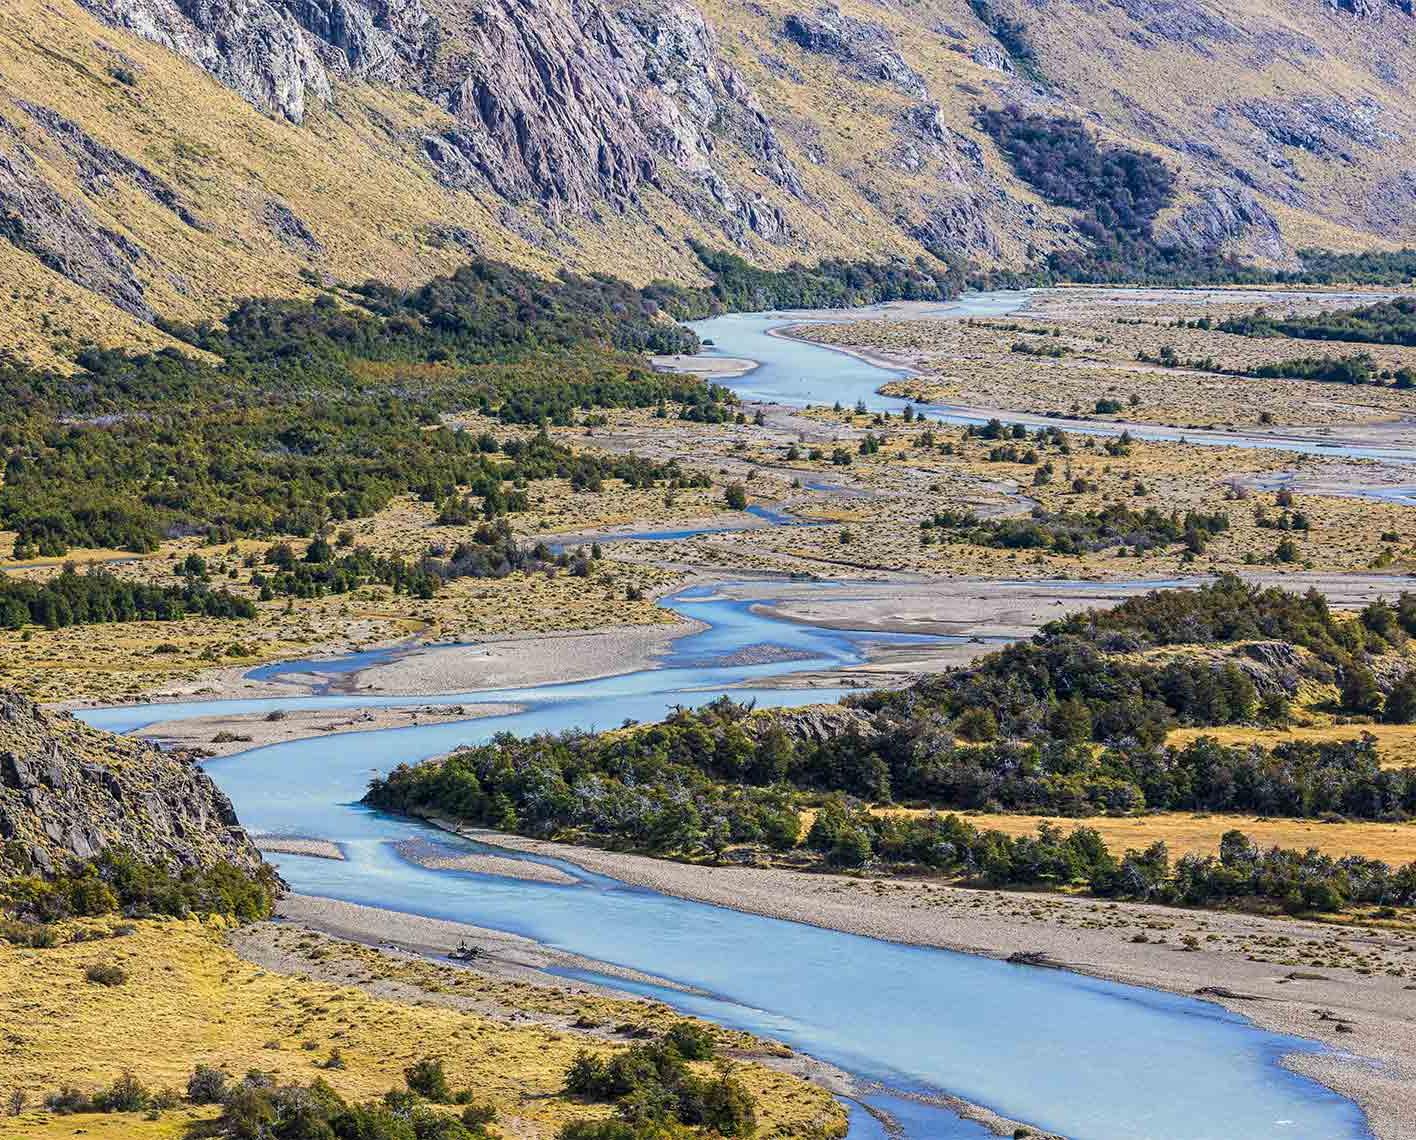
817,296,1416,430
0,918,843,1139
944,812,1416,866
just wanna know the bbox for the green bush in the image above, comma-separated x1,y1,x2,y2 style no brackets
404,1057,452,1102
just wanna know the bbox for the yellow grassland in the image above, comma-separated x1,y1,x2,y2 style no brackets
0,918,845,1139
1169,722,1416,770
812,295,1416,430
938,811,1416,867
0,469,721,701
633,410,1416,581
7,0,1415,359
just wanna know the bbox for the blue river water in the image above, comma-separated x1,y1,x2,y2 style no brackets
690,292,1416,463
81,582,1375,1140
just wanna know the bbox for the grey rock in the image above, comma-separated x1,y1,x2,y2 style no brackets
756,703,876,746
1329,0,1412,16
18,101,204,230
1160,184,1287,261
970,43,1013,72
0,690,266,879
75,0,797,234
263,198,324,254
0,132,152,319
1108,0,1238,48
782,6,927,96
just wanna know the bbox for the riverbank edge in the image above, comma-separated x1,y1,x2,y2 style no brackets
771,318,1416,452
418,819,1409,1140
255,888,1065,1140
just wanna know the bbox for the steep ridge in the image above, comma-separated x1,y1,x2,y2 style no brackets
1,0,1415,360
0,690,263,878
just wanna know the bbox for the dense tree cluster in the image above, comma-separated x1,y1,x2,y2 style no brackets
1060,574,1412,662
1218,297,1416,348
966,0,1040,78
806,807,1416,911
923,503,1229,556
562,1024,755,1137
653,243,963,316
1250,354,1388,385
1,258,729,558
0,568,254,630
1284,249,1416,287
1,847,279,926
976,108,1176,236
365,699,806,857
46,1061,499,1140
970,108,1361,286
366,579,1416,914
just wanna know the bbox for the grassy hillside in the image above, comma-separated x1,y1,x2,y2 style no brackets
2,0,1415,361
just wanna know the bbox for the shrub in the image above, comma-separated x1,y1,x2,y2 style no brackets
93,1071,151,1112
220,1083,277,1138
187,1064,228,1104
405,1057,452,1101
84,962,127,987
460,1100,498,1132
0,918,57,947
662,1022,715,1062
45,1086,95,1114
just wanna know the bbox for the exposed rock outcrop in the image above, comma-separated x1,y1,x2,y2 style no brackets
0,690,264,878
77,0,337,123
753,703,877,747
1329,0,1413,16
1160,185,1287,262
76,0,799,231
782,6,927,96
0,119,152,319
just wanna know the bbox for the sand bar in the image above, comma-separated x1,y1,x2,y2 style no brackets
256,837,345,860
393,837,578,884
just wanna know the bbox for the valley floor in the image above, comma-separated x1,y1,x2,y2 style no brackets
416,826,1416,1140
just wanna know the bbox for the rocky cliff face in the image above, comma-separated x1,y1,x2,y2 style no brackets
3,0,1416,359
0,691,264,879
74,0,800,230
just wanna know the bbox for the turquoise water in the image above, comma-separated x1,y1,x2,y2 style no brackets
82,583,1374,1140
691,294,1416,463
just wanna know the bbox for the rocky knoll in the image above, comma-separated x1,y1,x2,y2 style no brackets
0,690,263,878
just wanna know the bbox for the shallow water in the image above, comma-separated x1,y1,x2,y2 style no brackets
83,583,1374,1140
690,292,1416,464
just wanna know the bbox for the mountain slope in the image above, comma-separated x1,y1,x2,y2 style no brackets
2,0,1415,361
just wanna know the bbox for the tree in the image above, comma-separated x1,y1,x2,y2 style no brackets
1384,672,1416,724
723,483,748,510
1341,665,1383,716
828,826,873,868
404,1057,451,1101
955,706,998,742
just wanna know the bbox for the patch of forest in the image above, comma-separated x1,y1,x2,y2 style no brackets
0,259,732,558
653,242,964,316
1217,296,1416,348
365,577,1416,912
974,107,1416,288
